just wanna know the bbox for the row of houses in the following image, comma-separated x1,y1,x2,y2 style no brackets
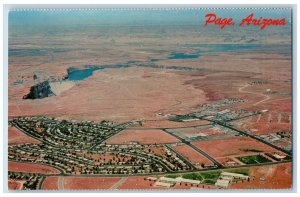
153,176,201,188
11,116,121,149
215,172,250,188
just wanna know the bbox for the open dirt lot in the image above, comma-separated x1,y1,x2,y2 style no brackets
242,122,291,135
116,176,156,190
8,180,25,190
105,129,180,144
42,177,59,190
140,119,210,129
172,145,213,167
8,161,61,174
63,177,122,190
192,137,281,158
8,126,40,145
230,163,292,189
167,125,226,140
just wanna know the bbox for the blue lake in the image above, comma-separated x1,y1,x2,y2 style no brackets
149,44,264,62
67,65,129,81
168,53,200,59
67,67,103,81
188,44,263,53
149,53,200,62
66,44,290,81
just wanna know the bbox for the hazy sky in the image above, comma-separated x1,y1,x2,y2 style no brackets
8,8,292,47
9,9,291,27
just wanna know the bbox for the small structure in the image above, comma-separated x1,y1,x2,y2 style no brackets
154,181,174,188
215,179,231,188
130,141,140,145
226,161,238,166
146,177,157,181
176,177,201,185
220,172,249,180
215,172,250,188
158,177,179,184
260,177,266,182
155,176,201,187
272,153,286,160
182,118,199,122
217,109,230,115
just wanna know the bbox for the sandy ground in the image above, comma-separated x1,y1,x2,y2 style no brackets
8,126,41,144
105,129,180,144
8,161,61,174
230,163,292,189
192,137,282,158
9,67,208,122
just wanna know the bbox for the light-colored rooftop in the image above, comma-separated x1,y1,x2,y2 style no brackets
159,177,179,183
221,172,249,179
215,179,230,188
154,181,174,188
176,177,201,184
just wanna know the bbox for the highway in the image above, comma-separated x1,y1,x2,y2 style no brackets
162,129,223,168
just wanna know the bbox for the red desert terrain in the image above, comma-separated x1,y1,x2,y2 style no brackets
192,137,282,158
230,163,292,189
8,161,61,174
105,129,180,145
8,126,40,144
173,145,214,167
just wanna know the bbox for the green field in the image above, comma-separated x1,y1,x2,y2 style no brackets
165,174,180,178
224,168,249,175
237,155,271,164
182,173,203,182
179,168,250,185
168,114,196,122
182,171,221,184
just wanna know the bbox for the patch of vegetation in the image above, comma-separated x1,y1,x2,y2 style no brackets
182,171,221,184
165,174,180,178
224,168,249,175
202,179,216,184
283,155,292,161
200,171,221,181
237,155,271,164
169,115,185,122
168,114,196,122
181,169,251,185
182,173,203,182
240,149,264,153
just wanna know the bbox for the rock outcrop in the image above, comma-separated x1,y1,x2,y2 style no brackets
23,81,55,99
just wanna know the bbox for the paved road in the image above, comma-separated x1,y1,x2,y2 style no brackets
36,176,46,190
162,129,223,168
15,159,291,178
58,176,65,190
165,144,197,170
126,123,212,130
187,142,223,168
109,177,127,190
